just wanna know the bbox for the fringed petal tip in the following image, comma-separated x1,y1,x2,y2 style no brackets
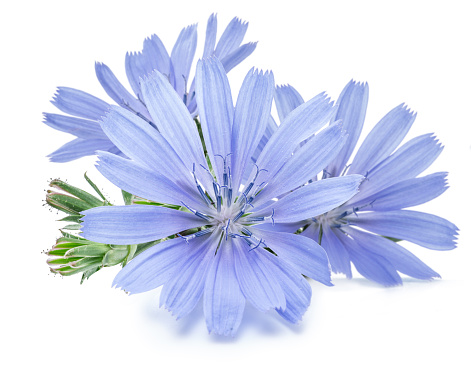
183,23,198,31
346,79,369,89
396,102,417,118
275,83,299,90
143,33,160,44
232,16,249,27
137,68,169,87
50,87,64,102
126,50,142,58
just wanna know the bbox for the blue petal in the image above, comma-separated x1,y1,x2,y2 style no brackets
43,113,106,139
160,232,218,319
241,115,276,184
51,87,110,120
96,151,206,211
304,224,352,278
81,205,207,245
254,92,335,185
195,58,234,183
214,17,248,60
203,13,218,58
350,172,449,211
255,122,347,205
233,240,286,312
349,103,416,175
124,52,144,98
350,210,458,250
95,62,151,119
47,137,115,162
125,34,173,99
266,256,311,324
143,34,172,78
220,42,257,73
171,24,197,98
351,134,443,202
140,71,207,176
274,84,305,123
113,237,189,294
100,106,197,191
231,67,275,191
251,115,278,162
343,227,440,280
241,115,278,185
343,232,403,286
250,228,333,286
204,239,245,336
255,175,363,223
326,80,369,177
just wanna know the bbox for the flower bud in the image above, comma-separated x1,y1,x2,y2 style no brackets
47,234,137,284
46,176,109,217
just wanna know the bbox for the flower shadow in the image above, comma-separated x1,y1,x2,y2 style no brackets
140,289,306,341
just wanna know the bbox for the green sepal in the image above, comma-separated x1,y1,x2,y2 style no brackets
65,244,111,258
124,244,137,266
132,201,181,210
81,267,101,284
122,190,134,205
58,215,84,223
48,248,69,256
47,257,82,265
318,224,324,246
69,257,103,269
103,249,129,266
55,237,90,246
84,172,108,202
383,236,402,242
57,258,103,275
53,242,87,250
59,231,85,240
62,224,82,231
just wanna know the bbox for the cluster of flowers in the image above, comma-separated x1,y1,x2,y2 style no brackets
45,14,458,336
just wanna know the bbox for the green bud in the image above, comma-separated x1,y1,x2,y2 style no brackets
45,173,167,283
46,176,111,218
46,236,136,283
49,179,104,207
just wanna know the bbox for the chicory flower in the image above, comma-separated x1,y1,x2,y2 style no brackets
44,14,256,162
80,58,363,335
274,80,458,286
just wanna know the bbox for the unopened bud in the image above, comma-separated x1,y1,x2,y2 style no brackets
47,234,136,283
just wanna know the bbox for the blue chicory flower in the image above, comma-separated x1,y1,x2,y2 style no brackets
43,14,257,162
80,58,363,336
273,80,459,286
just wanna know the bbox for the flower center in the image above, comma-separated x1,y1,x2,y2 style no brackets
177,155,274,251
311,200,375,238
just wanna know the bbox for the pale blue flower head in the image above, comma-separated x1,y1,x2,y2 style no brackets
80,58,363,336
274,80,459,286
43,14,257,162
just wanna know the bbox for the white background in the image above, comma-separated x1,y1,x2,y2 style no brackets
1,0,470,365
